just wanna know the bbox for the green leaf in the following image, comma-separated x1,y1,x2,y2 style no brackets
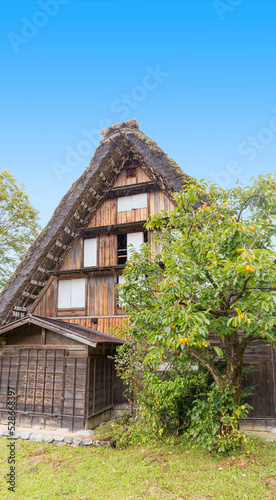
214,346,223,357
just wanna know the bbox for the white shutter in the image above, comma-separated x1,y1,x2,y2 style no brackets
71,279,86,308
127,232,144,259
58,280,71,309
131,193,147,209
84,238,97,267
118,196,132,212
118,193,147,212
118,275,126,285
118,275,126,307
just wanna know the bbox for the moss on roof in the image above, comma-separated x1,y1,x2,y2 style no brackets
133,129,191,183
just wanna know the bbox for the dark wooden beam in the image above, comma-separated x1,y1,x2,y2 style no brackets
50,264,126,277
105,181,158,198
75,220,148,236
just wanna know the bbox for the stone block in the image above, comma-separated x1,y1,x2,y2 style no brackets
53,435,64,442
81,439,93,446
64,437,73,445
30,433,44,443
73,438,82,446
20,432,31,440
76,430,95,438
0,430,10,437
43,435,54,444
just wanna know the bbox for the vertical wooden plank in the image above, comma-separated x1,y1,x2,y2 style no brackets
104,280,108,316
60,351,66,418
86,356,90,419
93,358,96,414
42,350,47,414
32,350,39,413
15,350,21,413
73,358,77,419
51,350,56,415
24,351,30,412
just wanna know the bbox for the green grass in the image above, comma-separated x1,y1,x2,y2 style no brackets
0,431,275,499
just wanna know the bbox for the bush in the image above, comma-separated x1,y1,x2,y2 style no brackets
187,382,252,454
114,341,213,437
136,369,212,436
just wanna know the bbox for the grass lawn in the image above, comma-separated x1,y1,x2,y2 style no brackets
0,432,275,499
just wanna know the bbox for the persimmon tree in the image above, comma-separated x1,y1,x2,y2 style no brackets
0,170,40,288
118,174,276,408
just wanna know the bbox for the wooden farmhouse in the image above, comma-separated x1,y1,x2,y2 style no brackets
0,119,275,431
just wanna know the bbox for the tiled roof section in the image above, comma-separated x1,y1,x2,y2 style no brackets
0,314,124,347
32,315,125,344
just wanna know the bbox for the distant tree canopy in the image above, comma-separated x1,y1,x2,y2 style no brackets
118,174,276,407
0,170,40,289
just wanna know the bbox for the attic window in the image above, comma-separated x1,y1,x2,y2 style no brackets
117,193,147,212
126,167,137,179
58,279,85,309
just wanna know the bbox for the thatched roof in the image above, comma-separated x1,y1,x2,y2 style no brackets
0,119,192,325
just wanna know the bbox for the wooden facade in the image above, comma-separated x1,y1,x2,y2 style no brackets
30,166,175,334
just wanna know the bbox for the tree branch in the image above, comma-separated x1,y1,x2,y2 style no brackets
236,194,262,222
188,347,222,388
229,277,250,307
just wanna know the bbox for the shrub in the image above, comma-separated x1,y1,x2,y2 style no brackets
187,382,252,454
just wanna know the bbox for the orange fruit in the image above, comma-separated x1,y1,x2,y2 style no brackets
184,338,190,343
246,266,253,273
179,338,184,345
250,226,256,231
240,314,245,319
169,281,173,286
171,324,176,329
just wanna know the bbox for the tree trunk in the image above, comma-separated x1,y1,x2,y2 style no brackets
225,335,247,406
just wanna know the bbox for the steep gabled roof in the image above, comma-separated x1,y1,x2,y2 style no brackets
0,119,191,325
0,315,125,347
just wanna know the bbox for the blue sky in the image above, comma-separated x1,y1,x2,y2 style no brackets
1,0,276,227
